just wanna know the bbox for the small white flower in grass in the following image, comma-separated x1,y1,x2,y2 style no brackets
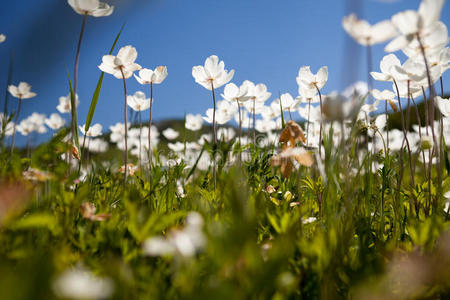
98,45,141,79
342,13,397,46
127,91,150,112
302,217,317,224
57,93,79,114
143,212,206,258
8,82,36,99
162,128,179,140
79,123,102,137
185,114,203,131
88,138,108,153
168,142,184,153
134,66,168,85
217,127,235,142
436,96,450,117
0,34,5,43
45,113,65,130
52,267,114,300
192,55,234,90
67,0,114,17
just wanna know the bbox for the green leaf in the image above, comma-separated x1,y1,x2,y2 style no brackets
67,69,79,150
84,23,125,132
279,91,285,128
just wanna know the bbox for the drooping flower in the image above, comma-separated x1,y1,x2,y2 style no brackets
45,113,66,130
134,66,168,85
192,55,234,90
98,46,142,79
67,0,114,17
271,147,314,178
127,91,150,112
342,13,397,46
8,82,37,99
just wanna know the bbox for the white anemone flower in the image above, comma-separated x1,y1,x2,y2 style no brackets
134,66,168,85
436,96,450,117
67,0,114,17
98,46,142,79
342,13,397,46
52,267,114,299
79,123,102,137
296,66,328,93
192,55,234,90
162,128,179,140
272,93,298,112
385,0,445,52
45,113,65,130
0,34,5,43
127,91,150,112
222,83,250,104
242,80,272,103
203,108,232,125
8,82,37,99
57,93,80,114
370,54,402,82
185,114,203,131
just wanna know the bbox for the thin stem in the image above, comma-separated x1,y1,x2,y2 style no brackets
306,100,311,146
120,68,128,185
252,99,256,145
10,97,22,154
139,110,142,169
211,81,217,190
316,85,323,157
366,43,373,103
237,101,242,163
148,82,153,171
385,100,389,149
72,13,88,143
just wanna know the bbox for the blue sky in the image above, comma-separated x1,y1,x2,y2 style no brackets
0,0,449,145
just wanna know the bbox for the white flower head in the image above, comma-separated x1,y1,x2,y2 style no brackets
98,45,142,79
134,66,168,85
342,14,397,46
297,66,328,93
45,113,66,130
57,93,80,114
79,123,102,137
162,128,179,140
192,55,234,90
0,34,6,43
8,82,37,99
68,0,114,17
185,114,203,131
127,91,150,112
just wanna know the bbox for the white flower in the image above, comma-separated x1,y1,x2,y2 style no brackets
98,46,141,79
88,138,108,153
242,80,271,103
436,96,450,117
0,34,5,43
57,93,79,114
217,127,235,141
143,212,206,258
272,93,298,112
203,108,232,125
385,0,445,52
0,115,14,136
67,0,114,17
342,14,397,46
371,89,396,102
370,54,402,82
296,66,328,93
168,141,184,152
222,83,250,104
127,91,150,112
53,267,114,299
192,55,234,90
185,114,203,131
302,217,317,224
79,123,102,137
342,81,368,98
162,128,179,140
8,82,37,99
45,113,65,130
134,66,168,85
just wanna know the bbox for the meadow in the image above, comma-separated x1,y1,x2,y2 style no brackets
0,0,449,299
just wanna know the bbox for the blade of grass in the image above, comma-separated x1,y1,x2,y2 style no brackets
67,69,79,150
84,23,125,132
